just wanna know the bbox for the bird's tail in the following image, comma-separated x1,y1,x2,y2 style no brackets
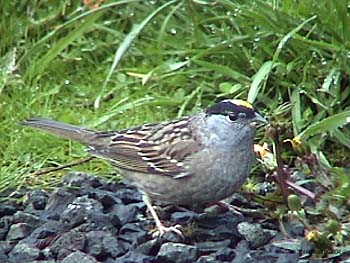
20,118,97,145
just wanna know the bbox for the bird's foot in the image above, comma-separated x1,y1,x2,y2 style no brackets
151,223,183,238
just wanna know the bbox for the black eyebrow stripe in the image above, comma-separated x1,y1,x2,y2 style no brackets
206,101,255,117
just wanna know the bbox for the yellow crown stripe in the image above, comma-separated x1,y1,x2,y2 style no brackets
231,99,253,109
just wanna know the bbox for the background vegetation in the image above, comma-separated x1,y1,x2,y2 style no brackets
1,0,350,256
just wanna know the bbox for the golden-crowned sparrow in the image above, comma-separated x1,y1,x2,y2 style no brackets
21,99,266,235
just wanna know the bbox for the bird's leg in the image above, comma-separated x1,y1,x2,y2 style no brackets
142,194,182,237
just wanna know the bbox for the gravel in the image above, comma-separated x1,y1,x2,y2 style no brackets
0,172,315,262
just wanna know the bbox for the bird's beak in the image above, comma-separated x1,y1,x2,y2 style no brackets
252,112,267,124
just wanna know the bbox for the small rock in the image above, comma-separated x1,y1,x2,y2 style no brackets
13,211,41,226
170,211,198,224
237,222,276,249
284,219,305,237
193,213,242,241
0,204,17,217
8,241,42,262
85,231,126,258
87,188,122,209
195,239,231,253
231,240,251,263
159,229,185,243
196,255,217,263
214,247,236,261
109,203,139,225
0,244,9,262
50,230,86,260
0,228,8,240
62,251,99,263
43,188,76,220
157,242,198,263
85,231,105,257
114,251,157,263
119,223,149,245
6,223,33,240
276,253,300,263
60,195,103,226
114,185,142,204
0,215,13,229
63,172,102,189
30,261,56,263
136,238,161,256
0,240,12,254
28,189,49,210
102,233,127,258
31,220,68,239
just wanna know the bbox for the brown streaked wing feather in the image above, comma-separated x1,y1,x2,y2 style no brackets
88,117,202,177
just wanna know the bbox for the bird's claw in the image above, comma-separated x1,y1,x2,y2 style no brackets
151,223,183,238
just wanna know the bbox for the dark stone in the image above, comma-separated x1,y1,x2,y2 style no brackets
30,261,56,263
85,231,105,258
0,240,12,254
85,231,126,259
86,188,123,210
159,230,185,243
63,172,102,189
195,239,231,253
136,238,161,256
157,242,199,263
31,220,68,239
43,188,76,220
214,247,236,261
114,186,142,204
0,204,17,217
6,223,34,240
102,234,127,258
0,243,9,262
28,189,49,210
227,193,259,208
196,255,217,263
50,230,86,260
108,213,123,229
276,253,300,263
60,195,104,227
0,228,8,240
170,211,198,224
113,251,158,263
13,211,41,226
109,203,139,225
8,241,42,262
119,223,149,245
283,219,305,237
62,251,99,263
231,240,251,263
0,173,305,263
237,222,276,249
193,213,242,241
0,215,13,229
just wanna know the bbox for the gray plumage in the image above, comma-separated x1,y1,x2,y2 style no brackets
21,100,266,206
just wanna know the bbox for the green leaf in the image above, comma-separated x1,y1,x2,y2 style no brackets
193,60,250,83
94,0,179,108
247,60,274,103
298,111,350,139
26,11,103,79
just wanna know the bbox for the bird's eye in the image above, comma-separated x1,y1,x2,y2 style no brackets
227,113,238,122
238,112,247,118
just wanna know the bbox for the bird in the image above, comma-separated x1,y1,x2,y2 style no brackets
21,99,267,236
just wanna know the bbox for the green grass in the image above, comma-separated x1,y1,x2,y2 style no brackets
1,0,350,255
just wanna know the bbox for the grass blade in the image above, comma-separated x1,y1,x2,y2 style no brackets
298,111,350,140
94,0,179,108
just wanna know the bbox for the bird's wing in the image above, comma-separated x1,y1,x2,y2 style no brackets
88,117,202,178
